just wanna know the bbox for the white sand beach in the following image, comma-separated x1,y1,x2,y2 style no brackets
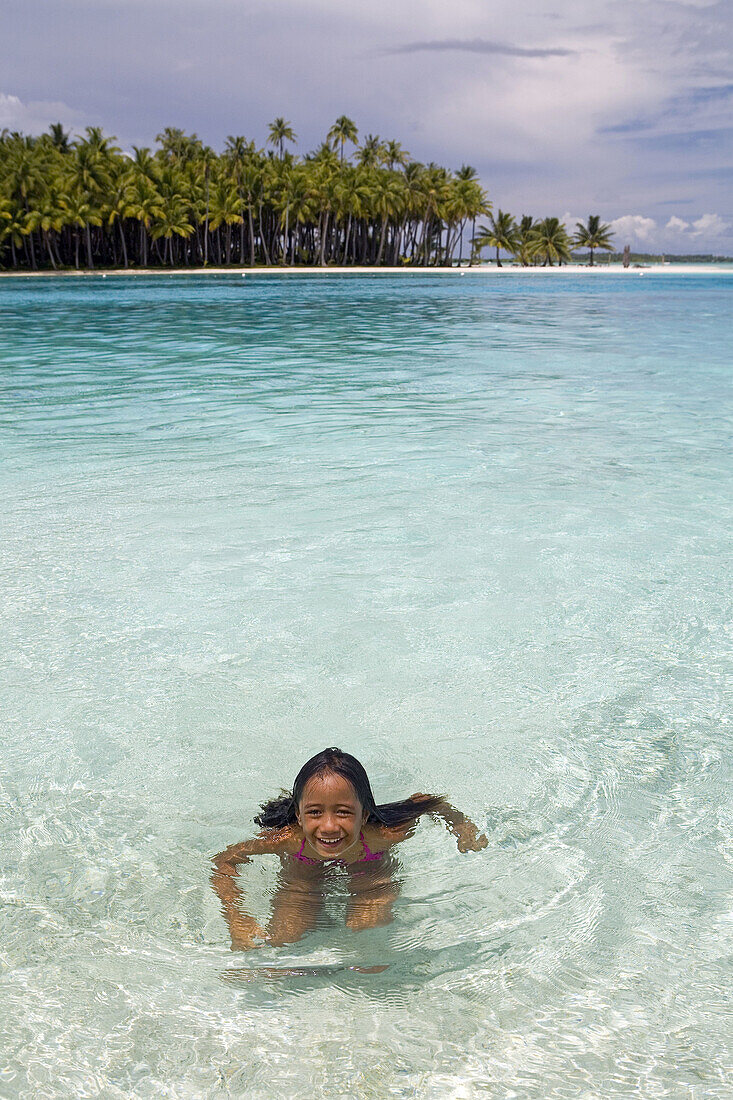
1,263,731,278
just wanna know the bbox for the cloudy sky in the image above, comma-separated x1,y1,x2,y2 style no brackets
2,0,731,252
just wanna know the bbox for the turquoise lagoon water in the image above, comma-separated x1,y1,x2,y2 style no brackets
0,272,730,1098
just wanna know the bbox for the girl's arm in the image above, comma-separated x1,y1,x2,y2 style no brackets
210,829,292,950
411,794,488,852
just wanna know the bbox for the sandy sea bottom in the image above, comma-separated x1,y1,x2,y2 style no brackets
0,273,731,1098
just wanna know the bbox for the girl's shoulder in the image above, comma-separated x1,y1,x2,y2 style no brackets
239,824,301,856
362,820,415,851
265,823,301,853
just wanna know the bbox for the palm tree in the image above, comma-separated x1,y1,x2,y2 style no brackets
446,170,489,265
156,128,202,165
123,173,164,266
334,166,371,264
267,118,296,160
415,164,451,265
4,136,46,267
59,188,101,269
383,140,409,170
371,169,405,264
311,160,337,265
82,125,120,159
0,195,12,264
240,159,263,265
40,203,65,268
327,116,358,164
529,217,572,266
267,157,294,263
573,214,614,266
224,135,257,262
131,146,157,180
151,197,194,265
48,122,71,153
65,134,116,267
474,209,519,267
1,118,535,272
515,215,536,266
0,200,28,268
195,146,217,264
357,134,383,168
106,167,131,267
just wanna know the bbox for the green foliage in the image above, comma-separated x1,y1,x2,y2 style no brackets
528,217,573,266
573,214,614,265
473,210,519,267
0,119,491,270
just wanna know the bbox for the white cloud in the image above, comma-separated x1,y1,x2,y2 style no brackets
610,215,658,244
690,213,729,237
0,92,84,135
665,216,690,232
610,211,731,251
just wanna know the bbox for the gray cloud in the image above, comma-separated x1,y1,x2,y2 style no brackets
383,38,575,58
0,0,730,249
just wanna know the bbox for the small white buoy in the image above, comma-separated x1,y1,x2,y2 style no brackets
102,273,107,278
241,273,246,278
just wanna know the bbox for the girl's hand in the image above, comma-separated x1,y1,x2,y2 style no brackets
229,915,269,951
456,825,488,853
413,794,489,853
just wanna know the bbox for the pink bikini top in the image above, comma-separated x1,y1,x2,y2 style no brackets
293,831,383,867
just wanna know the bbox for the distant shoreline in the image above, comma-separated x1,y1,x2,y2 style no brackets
1,263,732,279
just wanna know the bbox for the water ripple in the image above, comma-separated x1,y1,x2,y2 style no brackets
1,273,731,1097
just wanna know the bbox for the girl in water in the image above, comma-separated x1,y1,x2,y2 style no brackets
211,746,488,949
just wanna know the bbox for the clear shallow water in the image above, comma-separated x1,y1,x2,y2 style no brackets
0,272,731,1098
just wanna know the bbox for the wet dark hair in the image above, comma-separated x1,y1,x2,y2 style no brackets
254,747,443,829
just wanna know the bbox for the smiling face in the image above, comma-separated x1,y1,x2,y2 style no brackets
296,771,365,860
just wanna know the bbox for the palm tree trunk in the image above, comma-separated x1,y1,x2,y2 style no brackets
204,173,210,265
442,223,453,264
24,202,38,269
283,206,289,266
118,220,129,267
248,206,255,265
376,217,388,265
43,231,57,270
51,232,63,268
342,215,352,264
393,217,406,265
418,211,430,266
319,212,330,266
258,202,271,264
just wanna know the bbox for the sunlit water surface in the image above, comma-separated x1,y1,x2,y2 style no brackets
1,272,731,1098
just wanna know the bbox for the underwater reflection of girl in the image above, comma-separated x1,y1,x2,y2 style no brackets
210,747,488,950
